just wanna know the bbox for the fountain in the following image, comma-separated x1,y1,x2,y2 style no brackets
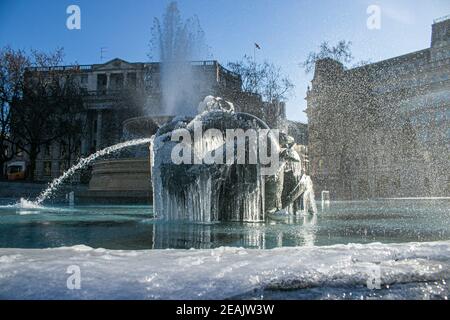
18,3,317,215
151,96,317,223
146,4,316,222
21,2,316,214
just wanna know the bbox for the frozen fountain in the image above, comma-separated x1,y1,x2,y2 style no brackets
147,4,316,222
151,96,317,223
21,3,318,214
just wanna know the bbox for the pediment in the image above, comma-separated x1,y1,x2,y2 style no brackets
94,58,135,70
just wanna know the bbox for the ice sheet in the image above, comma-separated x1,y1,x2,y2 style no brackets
0,241,449,299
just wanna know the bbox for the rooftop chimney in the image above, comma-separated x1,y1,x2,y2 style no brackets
431,16,450,47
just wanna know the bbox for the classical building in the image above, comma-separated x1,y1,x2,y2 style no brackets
306,17,450,200
12,58,286,182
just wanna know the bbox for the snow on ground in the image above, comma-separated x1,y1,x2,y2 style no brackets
0,241,449,299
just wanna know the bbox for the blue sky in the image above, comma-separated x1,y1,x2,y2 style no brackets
1,0,449,122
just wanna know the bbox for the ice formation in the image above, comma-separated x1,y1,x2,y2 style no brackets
197,95,235,113
152,96,317,222
0,241,449,299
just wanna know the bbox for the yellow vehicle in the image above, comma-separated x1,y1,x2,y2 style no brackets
7,161,27,181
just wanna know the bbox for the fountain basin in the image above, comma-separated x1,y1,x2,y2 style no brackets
80,159,152,204
82,115,174,204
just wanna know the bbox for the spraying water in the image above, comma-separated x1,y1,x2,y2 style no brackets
31,138,152,206
149,1,209,115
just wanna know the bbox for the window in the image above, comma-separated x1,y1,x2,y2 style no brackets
44,144,51,157
127,72,137,87
59,161,66,175
76,140,81,156
97,74,107,94
424,177,430,190
60,142,67,157
43,161,52,176
318,159,324,171
393,176,401,188
98,74,107,85
110,73,124,90
80,74,88,85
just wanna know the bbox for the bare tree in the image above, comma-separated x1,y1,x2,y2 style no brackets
301,40,354,74
228,55,293,103
9,48,85,181
0,47,29,178
56,105,87,170
227,55,293,127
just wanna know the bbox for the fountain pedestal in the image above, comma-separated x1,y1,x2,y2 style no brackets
79,116,173,204
82,159,152,204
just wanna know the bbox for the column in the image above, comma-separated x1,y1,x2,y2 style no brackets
81,138,88,155
106,73,111,92
96,110,103,150
52,143,60,178
80,114,89,155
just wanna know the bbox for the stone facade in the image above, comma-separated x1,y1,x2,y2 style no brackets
306,18,450,200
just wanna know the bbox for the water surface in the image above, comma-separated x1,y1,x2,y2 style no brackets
1,198,449,250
